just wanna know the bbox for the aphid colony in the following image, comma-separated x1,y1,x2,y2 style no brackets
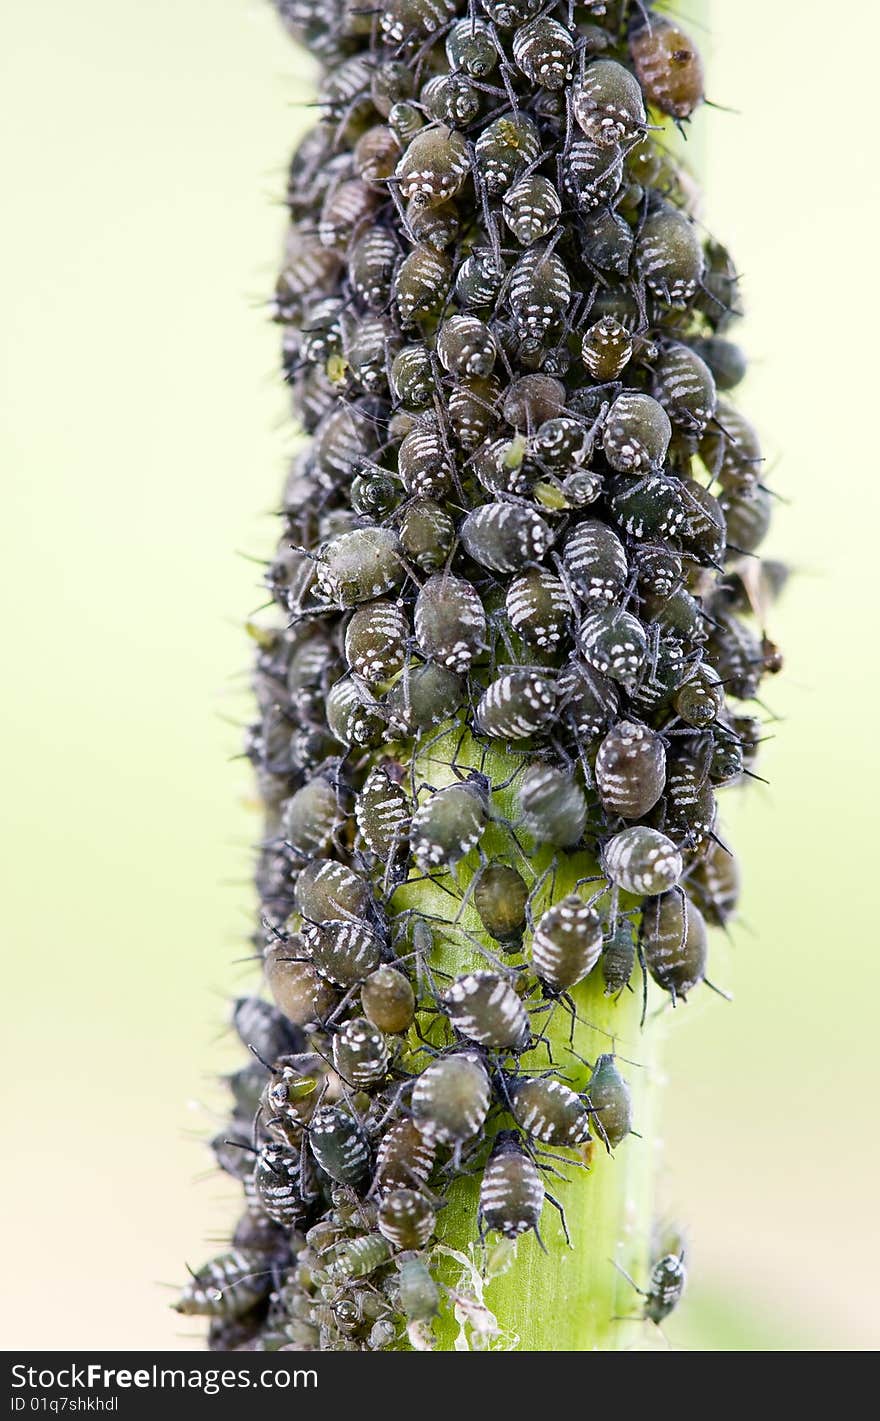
179,0,783,1350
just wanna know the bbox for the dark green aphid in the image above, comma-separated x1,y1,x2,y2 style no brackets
398,423,454,498
377,1189,437,1250
232,996,304,1065
603,392,672,474
581,316,633,381
572,59,647,146
610,473,687,541
304,915,384,988
253,1142,303,1226
460,502,554,573
719,484,771,555
394,245,452,325
692,336,747,392
642,1250,687,1323
629,11,704,119
653,343,717,436
316,527,404,607
411,1052,491,1147
411,777,490,870
509,1076,592,1147
326,675,386,746
476,668,557,741
437,314,497,378
350,470,401,519
557,659,619,739
318,177,378,255
370,58,414,116
531,895,603,993
508,245,571,339
333,1017,390,1087
283,776,344,858
389,102,425,147
174,1250,272,1319
395,126,470,209
474,862,529,945
512,17,574,90
681,478,726,565
579,204,634,276
636,203,704,307
414,574,487,672
587,1055,633,1151
596,719,667,819
563,518,628,603
518,763,586,847
446,17,496,77
397,1256,440,1323
361,965,415,1035
443,970,531,1051
502,374,565,431
210,1128,255,1182
686,837,740,928
344,601,409,685
421,72,481,128
579,607,648,690
506,568,570,649
397,497,455,572
266,941,340,1031
502,173,562,245
531,414,593,472
355,764,411,858
474,112,541,195
640,890,708,1003
374,1118,436,1194
385,660,465,732
479,1131,546,1243
564,139,624,211
602,826,683,896
309,1105,371,1185
347,229,399,310
673,663,724,728
380,0,456,43
602,917,637,997
454,249,506,309
391,346,433,408
642,586,704,649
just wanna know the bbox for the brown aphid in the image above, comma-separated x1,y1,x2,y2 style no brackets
265,942,339,1027
581,316,633,381
361,965,416,1035
629,13,704,120
374,1118,436,1194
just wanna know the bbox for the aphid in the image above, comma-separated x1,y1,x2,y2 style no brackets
686,837,740,927
374,1119,436,1194
309,1105,371,1185
506,568,569,648
371,60,414,117
411,777,490,869
664,750,718,845
512,17,574,90
654,343,717,436
397,1256,440,1323
643,586,704,649
563,519,628,603
473,862,529,945
344,602,409,686
283,776,344,859
531,894,603,992
385,660,465,731
454,249,506,309
253,1142,303,1226
265,946,340,1028
701,398,763,493
414,574,487,672
421,72,481,128
571,59,647,146
692,336,747,392
603,826,683,896
596,719,667,819
305,918,384,988
350,470,401,520
603,392,672,473
641,890,708,1002
581,316,633,381
629,12,704,119
636,545,682,600
681,478,726,565
518,763,586,847
563,139,624,211
557,659,619,739
398,497,455,572
333,1017,390,1086
389,101,425,147
476,668,557,741
354,127,401,186
326,675,386,747
479,1131,545,1242
448,374,502,450
437,314,497,378
531,414,594,472
395,126,470,209
444,971,531,1051
460,502,554,573
411,1052,491,1147
509,1075,592,1147
348,228,399,308
316,527,404,607
508,245,571,339
642,1250,687,1323
636,203,705,307
502,374,565,431
672,663,724,728
356,765,411,858
602,916,637,996
586,1054,632,1150
394,245,452,325
232,996,304,1064
579,204,634,276
398,423,454,497
361,965,416,1035
609,473,687,541
579,607,648,690
377,1189,437,1250
446,17,496,76
174,1250,271,1318
329,1233,392,1280
474,112,541,195
380,0,456,43
502,173,562,245
319,177,378,253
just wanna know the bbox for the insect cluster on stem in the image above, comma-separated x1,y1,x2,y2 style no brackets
179,0,784,1351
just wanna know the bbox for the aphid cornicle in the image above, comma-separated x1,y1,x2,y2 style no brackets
414,574,487,672
474,862,529,945
479,1131,545,1243
587,1055,633,1151
411,776,490,870
531,895,604,992
596,719,667,819
443,971,531,1051
411,1052,491,1148
640,891,709,1003
518,763,586,847
509,1076,592,1147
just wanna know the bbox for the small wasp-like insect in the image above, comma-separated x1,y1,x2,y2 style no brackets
476,668,558,741
596,719,667,819
640,890,708,1004
531,894,604,993
474,862,529,946
411,1051,492,1151
378,1188,437,1250
443,970,531,1052
602,826,683,896
518,763,587,847
414,574,487,673
587,1054,633,1151
572,58,647,146
411,775,491,870
629,11,704,119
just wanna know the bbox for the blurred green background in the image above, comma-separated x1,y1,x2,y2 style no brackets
2,0,877,1350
